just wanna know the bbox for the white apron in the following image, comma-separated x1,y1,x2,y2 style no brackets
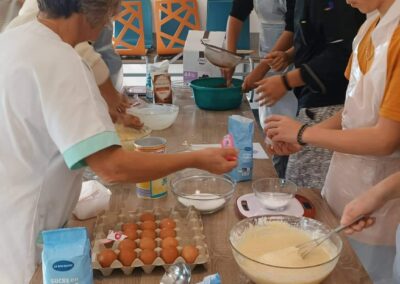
322,1,400,246
253,0,298,127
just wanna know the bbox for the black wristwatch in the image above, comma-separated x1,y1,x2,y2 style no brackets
297,124,309,146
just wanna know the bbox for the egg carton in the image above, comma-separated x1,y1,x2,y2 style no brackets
91,206,209,276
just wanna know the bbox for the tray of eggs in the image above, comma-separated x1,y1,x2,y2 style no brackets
91,206,209,276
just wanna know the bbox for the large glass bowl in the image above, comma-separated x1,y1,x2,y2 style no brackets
229,215,343,284
252,178,297,211
126,103,179,130
170,172,236,214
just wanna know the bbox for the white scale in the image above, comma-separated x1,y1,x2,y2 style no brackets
236,193,305,218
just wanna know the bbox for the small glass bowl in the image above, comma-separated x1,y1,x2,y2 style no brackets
171,172,235,214
126,103,179,130
252,178,297,211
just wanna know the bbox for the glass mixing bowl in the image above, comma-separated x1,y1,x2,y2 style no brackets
229,215,343,284
126,103,179,131
171,172,236,214
252,178,297,211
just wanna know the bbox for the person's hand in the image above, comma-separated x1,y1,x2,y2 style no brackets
340,189,386,235
195,148,238,174
242,68,267,93
266,141,302,156
221,67,235,87
119,113,144,129
265,115,302,144
116,95,132,113
255,75,287,106
265,51,291,72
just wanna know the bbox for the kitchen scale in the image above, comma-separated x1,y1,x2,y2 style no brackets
236,193,316,219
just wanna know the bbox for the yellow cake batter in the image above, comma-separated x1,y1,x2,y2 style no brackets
237,222,333,268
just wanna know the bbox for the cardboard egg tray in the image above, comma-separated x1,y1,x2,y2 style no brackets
91,206,209,276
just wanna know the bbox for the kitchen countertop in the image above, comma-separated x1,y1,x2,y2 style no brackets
30,93,372,284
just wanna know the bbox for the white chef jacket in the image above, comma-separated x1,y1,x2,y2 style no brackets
0,20,120,283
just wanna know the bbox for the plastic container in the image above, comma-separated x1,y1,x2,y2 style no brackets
229,215,343,284
252,178,297,211
171,173,236,214
91,207,209,275
126,104,179,131
190,77,243,110
73,180,112,220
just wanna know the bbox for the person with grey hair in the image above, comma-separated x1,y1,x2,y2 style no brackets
6,0,143,129
0,0,238,282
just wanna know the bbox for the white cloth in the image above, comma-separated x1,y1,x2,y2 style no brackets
0,21,118,283
0,0,20,32
322,2,400,282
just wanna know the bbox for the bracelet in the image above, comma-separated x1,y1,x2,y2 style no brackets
281,73,292,91
297,124,309,146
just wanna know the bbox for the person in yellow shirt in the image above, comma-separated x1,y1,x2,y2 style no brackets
264,0,400,282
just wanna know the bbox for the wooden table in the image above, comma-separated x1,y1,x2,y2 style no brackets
31,94,371,284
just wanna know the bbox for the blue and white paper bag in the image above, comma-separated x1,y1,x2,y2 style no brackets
228,115,254,182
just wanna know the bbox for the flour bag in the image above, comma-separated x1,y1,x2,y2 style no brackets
42,227,93,284
228,115,254,182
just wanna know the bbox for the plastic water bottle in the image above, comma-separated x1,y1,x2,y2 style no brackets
145,68,153,101
160,263,191,284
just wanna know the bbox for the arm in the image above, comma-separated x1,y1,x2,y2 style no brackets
314,109,343,130
303,116,400,155
341,171,400,234
242,0,295,92
266,115,400,156
85,146,238,184
223,0,253,85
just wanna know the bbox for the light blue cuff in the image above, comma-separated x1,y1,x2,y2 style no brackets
63,131,121,170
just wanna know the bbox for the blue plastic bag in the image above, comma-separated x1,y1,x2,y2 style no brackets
228,115,254,182
42,227,93,284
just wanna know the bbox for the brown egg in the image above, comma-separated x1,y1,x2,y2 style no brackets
140,212,156,222
160,218,176,229
161,247,179,264
123,228,137,241
140,220,157,230
139,249,157,265
141,229,156,239
181,245,199,264
97,249,117,268
118,239,136,251
159,228,176,239
118,249,136,266
161,237,179,249
139,237,156,250
122,223,138,232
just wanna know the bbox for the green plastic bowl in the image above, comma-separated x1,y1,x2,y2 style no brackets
190,77,244,110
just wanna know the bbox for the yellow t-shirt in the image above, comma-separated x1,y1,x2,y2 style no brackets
345,18,400,122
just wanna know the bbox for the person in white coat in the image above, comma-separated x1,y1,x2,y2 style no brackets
0,0,238,282
265,0,400,282
6,0,141,129
0,0,22,32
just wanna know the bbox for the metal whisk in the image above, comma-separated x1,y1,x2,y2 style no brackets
296,215,366,258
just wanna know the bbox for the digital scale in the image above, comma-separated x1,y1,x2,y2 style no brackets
236,193,316,219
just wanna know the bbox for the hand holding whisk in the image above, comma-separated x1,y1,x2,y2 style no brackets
296,215,367,258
